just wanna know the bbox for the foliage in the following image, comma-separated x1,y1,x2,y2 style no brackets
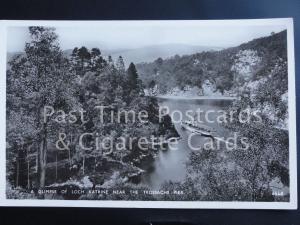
6,27,178,199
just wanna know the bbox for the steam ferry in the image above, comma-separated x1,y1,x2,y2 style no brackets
181,120,216,138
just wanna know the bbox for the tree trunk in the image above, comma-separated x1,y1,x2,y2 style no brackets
55,152,58,181
26,145,30,189
16,157,19,187
39,129,47,188
68,149,71,166
82,157,85,175
27,160,30,189
35,153,38,173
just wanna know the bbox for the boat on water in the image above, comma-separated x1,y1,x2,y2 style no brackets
181,120,216,138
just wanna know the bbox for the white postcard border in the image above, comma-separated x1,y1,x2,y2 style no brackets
0,18,297,209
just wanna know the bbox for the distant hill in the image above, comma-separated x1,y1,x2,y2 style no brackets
109,44,222,66
136,30,287,96
61,44,221,66
8,44,221,68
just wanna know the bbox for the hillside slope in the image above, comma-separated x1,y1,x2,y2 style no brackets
136,30,287,97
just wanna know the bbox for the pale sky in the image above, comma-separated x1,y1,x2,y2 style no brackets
7,23,286,52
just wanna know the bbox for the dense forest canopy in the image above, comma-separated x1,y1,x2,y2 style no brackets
6,27,178,198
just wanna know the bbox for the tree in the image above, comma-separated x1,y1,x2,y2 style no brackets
90,48,107,72
7,26,75,188
107,55,114,67
70,46,91,76
123,63,144,104
116,56,125,75
155,57,163,66
127,63,138,88
147,80,158,96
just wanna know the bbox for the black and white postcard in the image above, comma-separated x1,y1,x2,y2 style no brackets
0,19,297,209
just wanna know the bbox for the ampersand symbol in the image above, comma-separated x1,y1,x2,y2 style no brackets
56,133,70,151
